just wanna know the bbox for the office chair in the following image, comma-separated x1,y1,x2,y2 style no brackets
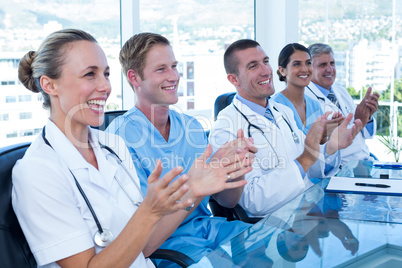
92,109,128,131
0,141,194,267
214,92,236,121
210,92,263,224
0,142,36,267
209,197,262,224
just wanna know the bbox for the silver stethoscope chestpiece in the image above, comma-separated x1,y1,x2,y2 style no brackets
292,132,300,144
94,229,114,247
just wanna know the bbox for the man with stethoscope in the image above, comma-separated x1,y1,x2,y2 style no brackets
210,39,363,218
306,43,379,165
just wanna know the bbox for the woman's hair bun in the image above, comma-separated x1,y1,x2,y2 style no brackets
277,70,286,82
18,51,39,93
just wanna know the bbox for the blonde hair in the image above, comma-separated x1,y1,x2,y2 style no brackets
119,32,170,89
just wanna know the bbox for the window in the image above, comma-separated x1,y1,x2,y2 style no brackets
299,0,397,93
20,129,35,137
34,128,42,135
1,0,120,146
299,0,402,161
0,113,9,121
186,62,194,80
19,112,32,120
138,0,254,120
5,96,16,103
1,81,15,85
6,131,17,138
19,95,32,102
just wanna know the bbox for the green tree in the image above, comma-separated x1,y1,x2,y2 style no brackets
379,78,402,102
346,86,360,100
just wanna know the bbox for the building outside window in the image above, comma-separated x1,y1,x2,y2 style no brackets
0,0,120,146
19,112,32,120
5,96,16,103
18,95,32,102
1,0,401,158
298,0,402,161
139,0,254,128
0,113,9,121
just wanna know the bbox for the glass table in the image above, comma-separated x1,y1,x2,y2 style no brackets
194,161,402,267
336,160,402,180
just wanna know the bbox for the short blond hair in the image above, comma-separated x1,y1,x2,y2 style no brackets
119,33,170,89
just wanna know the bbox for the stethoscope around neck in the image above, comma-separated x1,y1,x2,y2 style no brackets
306,86,326,103
233,102,300,144
306,85,345,115
232,102,299,170
41,126,144,248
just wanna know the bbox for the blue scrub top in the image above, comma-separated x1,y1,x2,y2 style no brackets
272,92,323,135
106,108,211,222
106,107,250,262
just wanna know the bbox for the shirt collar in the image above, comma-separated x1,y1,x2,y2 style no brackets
45,119,101,171
312,82,332,97
44,119,117,189
236,94,270,117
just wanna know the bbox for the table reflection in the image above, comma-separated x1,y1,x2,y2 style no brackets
194,179,402,268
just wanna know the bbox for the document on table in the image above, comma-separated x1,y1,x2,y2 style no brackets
325,176,402,195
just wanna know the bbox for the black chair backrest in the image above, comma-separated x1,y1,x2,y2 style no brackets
209,197,262,224
0,142,36,268
211,92,263,224
93,110,128,130
214,92,236,121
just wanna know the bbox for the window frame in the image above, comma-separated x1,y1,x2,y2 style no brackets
119,0,299,110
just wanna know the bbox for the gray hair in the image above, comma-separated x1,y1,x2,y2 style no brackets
308,43,334,59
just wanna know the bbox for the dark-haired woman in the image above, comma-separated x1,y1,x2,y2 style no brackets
272,43,343,139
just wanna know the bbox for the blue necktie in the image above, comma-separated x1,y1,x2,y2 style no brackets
264,107,278,127
327,90,341,109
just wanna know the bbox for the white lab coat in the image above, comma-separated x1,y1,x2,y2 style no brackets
12,120,154,268
209,97,340,217
305,82,376,164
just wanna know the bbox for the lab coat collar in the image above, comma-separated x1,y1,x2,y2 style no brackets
233,96,261,117
44,119,117,189
307,82,327,100
233,95,278,119
308,82,342,113
312,82,331,98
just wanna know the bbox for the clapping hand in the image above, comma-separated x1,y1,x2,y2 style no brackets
355,87,379,126
211,129,257,167
321,111,345,144
302,115,326,165
326,113,363,155
143,160,193,217
187,129,255,199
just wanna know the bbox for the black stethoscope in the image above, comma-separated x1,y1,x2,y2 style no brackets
232,102,299,170
306,85,348,116
306,86,326,103
41,126,144,248
233,103,300,144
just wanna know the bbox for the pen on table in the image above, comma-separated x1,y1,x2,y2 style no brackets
355,183,391,188
374,164,402,169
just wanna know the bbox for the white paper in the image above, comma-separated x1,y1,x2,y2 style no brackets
325,177,402,195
